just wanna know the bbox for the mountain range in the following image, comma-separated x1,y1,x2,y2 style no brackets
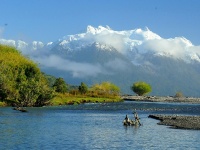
1,25,200,96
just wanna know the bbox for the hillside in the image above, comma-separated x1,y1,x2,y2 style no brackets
0,45,53,107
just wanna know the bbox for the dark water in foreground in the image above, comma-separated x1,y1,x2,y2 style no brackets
0,101,200,150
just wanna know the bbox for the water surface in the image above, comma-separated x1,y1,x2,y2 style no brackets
0,101,200,150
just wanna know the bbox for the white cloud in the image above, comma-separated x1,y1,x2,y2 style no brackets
35,55,109,78
94,31,127,53
142,38,187,57
0,39,16,47
135,37,200,62
33,55,130,78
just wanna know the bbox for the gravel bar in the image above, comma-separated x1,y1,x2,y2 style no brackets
148,114,200,130
122,96,200,104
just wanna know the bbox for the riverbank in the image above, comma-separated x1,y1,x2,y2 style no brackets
121,95,200,104
0,95,123,107
50,95,122,106
148,114,200,130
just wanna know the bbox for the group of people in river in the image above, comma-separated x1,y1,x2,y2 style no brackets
124,111,141,126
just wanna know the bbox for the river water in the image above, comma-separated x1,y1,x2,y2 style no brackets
0,101,200,150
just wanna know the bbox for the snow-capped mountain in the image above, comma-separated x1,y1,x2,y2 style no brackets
1,25,200,96
54,25,200,63
1,25,199,63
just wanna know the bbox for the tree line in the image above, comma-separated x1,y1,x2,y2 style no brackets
52,78,120,98
0,45,152,107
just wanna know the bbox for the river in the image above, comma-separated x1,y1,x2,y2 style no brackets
0,101,200,150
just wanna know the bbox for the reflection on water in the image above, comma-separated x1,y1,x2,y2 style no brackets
0,101,200,149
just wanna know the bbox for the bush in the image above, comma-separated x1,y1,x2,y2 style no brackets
174,91,184,98
131,81,152,96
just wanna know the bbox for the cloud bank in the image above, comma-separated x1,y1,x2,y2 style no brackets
34,55,129,78
35,55,106,78
137,37,200,62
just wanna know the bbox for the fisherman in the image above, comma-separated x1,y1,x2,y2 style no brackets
134,111,141,125
124,114,130,125
125,114,129,122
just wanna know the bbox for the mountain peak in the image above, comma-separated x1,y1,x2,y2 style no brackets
86,25,111,34
131,27,161,41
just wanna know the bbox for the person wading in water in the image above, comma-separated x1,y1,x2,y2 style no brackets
134,112,141,126
124,114,131,125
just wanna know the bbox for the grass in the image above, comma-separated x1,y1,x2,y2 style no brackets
49,93,123,106
0,93,123,107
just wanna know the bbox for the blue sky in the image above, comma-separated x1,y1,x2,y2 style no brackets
1,0,200,45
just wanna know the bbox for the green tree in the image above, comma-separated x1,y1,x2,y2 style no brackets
78,82,88,94
131,81,152,96
53,77,67,93
0,45,53,107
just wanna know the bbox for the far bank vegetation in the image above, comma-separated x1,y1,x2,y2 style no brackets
51,80,121,106
0,45,122,107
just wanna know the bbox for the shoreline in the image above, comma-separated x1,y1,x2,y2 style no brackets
148,114,200,130
121,95,200,104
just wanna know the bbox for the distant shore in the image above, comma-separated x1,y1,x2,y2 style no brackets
121,95,200,104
